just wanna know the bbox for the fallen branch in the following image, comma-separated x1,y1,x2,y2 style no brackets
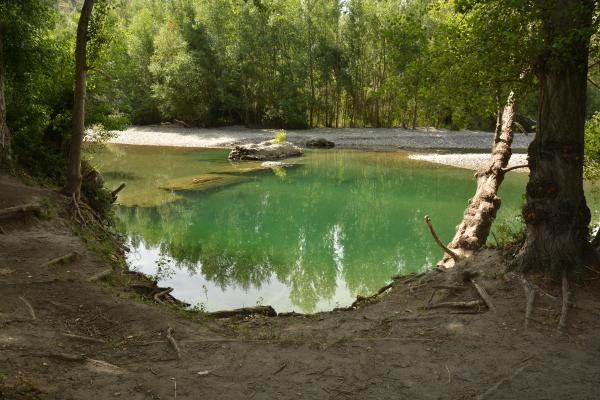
41,252,79,268
111,183,126,201
166,327,182,360
471,280,497,313
0,225,5,234
558,271,571,335
209,305,277,318
502,164,529,174
174,119,191,128
0,203,41,219
18,296,36,320
154,288,174,304
424,215,460,261
376,281,394,295
427,300,484,310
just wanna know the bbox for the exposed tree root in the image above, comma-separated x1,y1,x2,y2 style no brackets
433,285,468,291
558,271,571,336
209,306,277,318
71,193,86,225
0,203,41,219
476,360,532,400
87,268,113,282
521,277,557,300
18,296,36,320
471,279,497,313
522,281,536,330
427,300,485,310
41,252,79,268
61,332,106,344
166,327,182,360
154,287,174,304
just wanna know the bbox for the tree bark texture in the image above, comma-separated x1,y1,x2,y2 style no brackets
515,0,594,274
64,0,95,199
439,93,516,268
0,29,13,172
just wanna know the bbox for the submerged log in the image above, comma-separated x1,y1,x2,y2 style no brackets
438,93,517,268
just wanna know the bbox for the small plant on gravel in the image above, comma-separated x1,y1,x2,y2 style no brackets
273,129,287,144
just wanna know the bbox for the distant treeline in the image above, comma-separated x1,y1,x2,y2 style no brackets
58,0,586,130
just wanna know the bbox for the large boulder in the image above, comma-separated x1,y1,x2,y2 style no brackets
228,140,304,161
306,138,335,148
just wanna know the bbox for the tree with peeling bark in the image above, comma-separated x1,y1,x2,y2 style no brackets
436,92,518,268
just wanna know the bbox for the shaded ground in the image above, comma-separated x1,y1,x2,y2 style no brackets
110,125,534,152
1,173,600,400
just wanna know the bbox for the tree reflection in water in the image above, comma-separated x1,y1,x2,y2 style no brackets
110,149,526,313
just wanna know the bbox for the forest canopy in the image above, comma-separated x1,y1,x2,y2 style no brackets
46,0,598,131
2,0,599,181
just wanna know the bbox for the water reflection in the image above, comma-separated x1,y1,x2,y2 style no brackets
106,148,527,313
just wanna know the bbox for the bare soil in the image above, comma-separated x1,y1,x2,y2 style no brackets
1,173,600,400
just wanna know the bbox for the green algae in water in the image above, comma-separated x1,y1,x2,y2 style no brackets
93,145,528,313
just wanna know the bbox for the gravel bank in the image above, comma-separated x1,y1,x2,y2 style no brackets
110,125,534,152
408,153,529,172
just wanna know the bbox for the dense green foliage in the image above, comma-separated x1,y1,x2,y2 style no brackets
2,0,599,179
81,0,552,129
585,112,600,179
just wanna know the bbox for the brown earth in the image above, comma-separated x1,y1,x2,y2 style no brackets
1,173,600,400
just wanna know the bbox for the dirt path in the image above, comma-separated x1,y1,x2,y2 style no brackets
1,174,600,399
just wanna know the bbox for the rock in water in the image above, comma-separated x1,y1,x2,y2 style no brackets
228,140,304,161
306,138,335,148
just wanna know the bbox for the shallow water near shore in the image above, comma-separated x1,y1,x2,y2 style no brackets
92,145,531,313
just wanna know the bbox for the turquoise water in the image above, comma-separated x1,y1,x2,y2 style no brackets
92,145,528,313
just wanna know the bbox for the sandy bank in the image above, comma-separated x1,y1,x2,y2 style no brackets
409,153,529,172
110,125,534,152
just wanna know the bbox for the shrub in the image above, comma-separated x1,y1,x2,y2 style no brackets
584,112,600,180
273,129,287,144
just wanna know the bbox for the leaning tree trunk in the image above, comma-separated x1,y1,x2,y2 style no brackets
0,28,13,172
437,93,517,268
515,0,594,275
63,0,95,199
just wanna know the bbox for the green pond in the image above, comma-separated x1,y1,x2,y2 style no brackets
92,144,532,313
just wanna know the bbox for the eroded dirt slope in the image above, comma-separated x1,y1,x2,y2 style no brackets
1,174,599,400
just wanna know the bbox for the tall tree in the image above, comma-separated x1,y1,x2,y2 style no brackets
516,0,596,275
0,23,11,171
64,0,96,199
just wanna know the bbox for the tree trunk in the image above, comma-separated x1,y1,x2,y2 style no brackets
64,0,95,199
0,29,13,172
515,0,594,275
438,93,517,268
